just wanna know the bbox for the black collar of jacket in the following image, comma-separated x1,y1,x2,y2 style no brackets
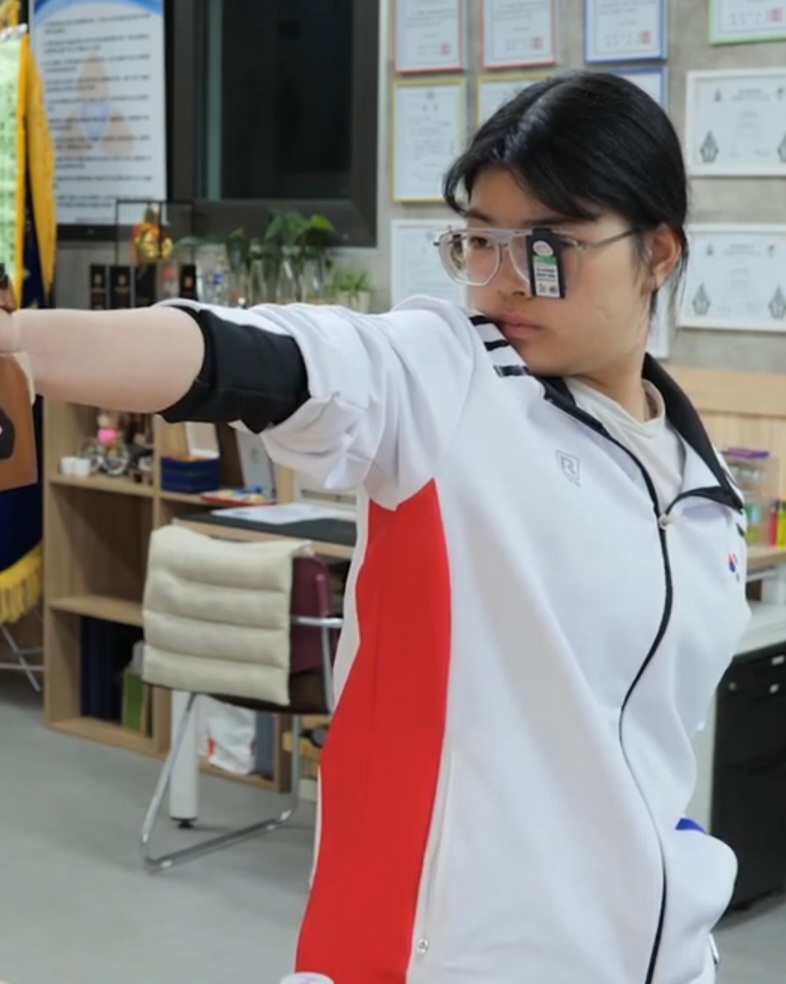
537,355,743,512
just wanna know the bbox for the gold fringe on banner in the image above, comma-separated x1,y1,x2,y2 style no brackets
0,542,41,624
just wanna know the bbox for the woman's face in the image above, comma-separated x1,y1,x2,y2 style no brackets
467,167,677,379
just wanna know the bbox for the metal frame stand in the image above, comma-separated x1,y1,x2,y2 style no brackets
0,609,43,693
140,692,303,872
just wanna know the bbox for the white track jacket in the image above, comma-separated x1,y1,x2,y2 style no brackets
198,296,751,984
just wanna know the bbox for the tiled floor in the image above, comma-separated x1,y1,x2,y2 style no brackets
0,678,783,984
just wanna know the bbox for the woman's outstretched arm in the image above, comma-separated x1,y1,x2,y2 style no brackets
2,305,205,412
0,288,478,505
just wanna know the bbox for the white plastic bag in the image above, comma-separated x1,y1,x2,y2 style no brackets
197,696,256,775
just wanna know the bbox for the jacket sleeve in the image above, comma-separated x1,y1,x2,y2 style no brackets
159,297,478,507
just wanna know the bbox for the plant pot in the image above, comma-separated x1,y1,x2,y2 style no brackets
353,290,371,313
337,290,371,313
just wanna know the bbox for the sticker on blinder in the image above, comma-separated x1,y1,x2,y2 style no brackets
527,228,566,299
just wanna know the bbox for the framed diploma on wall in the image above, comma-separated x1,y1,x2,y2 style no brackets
610,65,667,108
481,0,558,69
394,0,465,73
476,72,550,126
585,0,668,63
680,225,786,332
392,78,466,202
709,0,786,45
685,69,786,176
390,219,466,307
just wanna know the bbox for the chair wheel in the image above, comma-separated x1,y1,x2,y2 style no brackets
175,818,196,829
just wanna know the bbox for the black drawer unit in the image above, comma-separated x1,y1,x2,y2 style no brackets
712,643,786,909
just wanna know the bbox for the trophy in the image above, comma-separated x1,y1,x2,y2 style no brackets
0,262,37,490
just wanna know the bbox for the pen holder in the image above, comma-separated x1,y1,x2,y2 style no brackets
722,447,779,545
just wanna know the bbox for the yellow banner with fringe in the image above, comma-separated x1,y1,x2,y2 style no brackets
0,31,25,298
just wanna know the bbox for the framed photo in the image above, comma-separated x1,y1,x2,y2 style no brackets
710,0,786,45
394,0,465,73
679,225,786,332
481,0,558,69
685,68,786,177
392,78,466,202
585,0,667,63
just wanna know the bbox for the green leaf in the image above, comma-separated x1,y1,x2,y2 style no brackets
308,214,334,232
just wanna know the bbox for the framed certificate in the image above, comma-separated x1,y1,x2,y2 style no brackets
392,79,466,202
685,69,786,177
585,0,667,63
481,0,558,69
394,0,465,73
476,72,550,125
391,219,467,307
611,65,667,107
679,225,786,332
710,0,786,45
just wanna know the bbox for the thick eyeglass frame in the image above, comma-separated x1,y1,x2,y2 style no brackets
435,226,638,289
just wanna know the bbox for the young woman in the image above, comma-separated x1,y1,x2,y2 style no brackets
0,72,749,984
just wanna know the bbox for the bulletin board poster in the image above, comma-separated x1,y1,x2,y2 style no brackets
32,0,166,226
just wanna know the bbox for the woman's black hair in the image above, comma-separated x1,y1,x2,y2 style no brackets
443,71,689,308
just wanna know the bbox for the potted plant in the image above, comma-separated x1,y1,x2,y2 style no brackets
225,228,249,307
247,236,279,306
327,266,373,312
263,209,336,302
299,213,336,301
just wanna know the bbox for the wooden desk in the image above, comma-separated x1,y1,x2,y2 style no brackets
175,517,786,573
174,515,355,561
747,545,786,574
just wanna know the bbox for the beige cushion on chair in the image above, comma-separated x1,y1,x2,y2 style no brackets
142,524,310,705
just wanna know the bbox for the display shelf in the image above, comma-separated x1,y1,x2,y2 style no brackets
50,473,155,497
50,717,157,756
49,594,144,627
43,403,295,793
158,490,207,504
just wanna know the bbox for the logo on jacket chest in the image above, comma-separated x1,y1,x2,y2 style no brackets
556,450,581,486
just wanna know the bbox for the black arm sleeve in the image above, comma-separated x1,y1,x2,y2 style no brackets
160,306,310,432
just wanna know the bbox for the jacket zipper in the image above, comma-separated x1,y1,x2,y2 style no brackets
546,397,674,984
547,398,744,981
414,753,455,959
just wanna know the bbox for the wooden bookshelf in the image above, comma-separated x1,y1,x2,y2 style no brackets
42,405,291,788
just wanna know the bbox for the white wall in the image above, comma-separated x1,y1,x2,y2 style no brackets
56,0,786,373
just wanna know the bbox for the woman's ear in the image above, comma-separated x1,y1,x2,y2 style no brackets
646,224,683,293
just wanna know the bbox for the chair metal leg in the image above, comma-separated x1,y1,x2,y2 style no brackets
168,690,199,824
140,702,303,872
0,623,43,693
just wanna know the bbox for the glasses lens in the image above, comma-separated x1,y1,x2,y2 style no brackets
439,231,500,286
555,238,581,291
438,229,584,295
508,234,531,283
